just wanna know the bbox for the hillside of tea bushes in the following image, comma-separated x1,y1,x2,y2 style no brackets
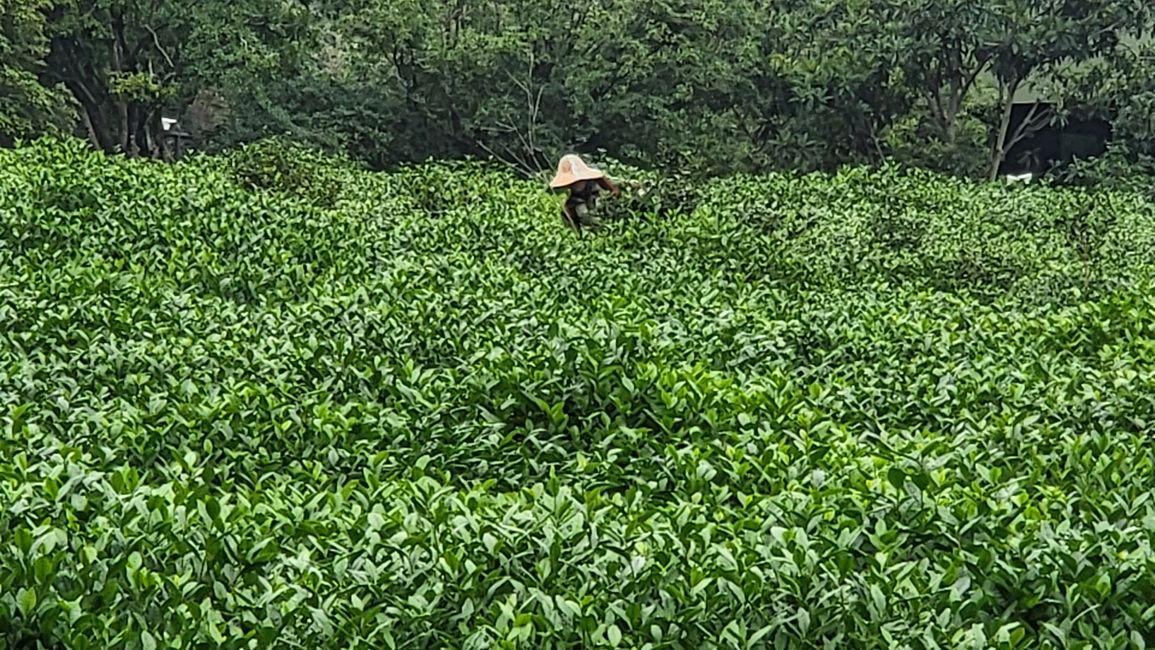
3,138,1155,649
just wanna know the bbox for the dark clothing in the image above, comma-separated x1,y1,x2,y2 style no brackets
561,181,603,231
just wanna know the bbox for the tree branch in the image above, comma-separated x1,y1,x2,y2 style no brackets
477,140,538,178
1005,101,1052,152
145,24,177,70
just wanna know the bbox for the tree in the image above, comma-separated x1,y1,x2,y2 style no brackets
985,0,1152,180
333,0,765,175
868,0,992,146
880,0,1152,180
726,0,918,172
1040,38,1155,189
41,0,310,158
0,0,74,146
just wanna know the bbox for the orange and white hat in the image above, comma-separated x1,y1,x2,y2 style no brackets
549,154,610,190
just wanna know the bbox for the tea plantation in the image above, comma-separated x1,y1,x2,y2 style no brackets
3,139,1155,649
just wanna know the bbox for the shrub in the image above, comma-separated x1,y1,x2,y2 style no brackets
3,141,1155,648
221,136,352,207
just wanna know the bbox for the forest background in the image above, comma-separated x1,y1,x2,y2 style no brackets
4,0,1155,186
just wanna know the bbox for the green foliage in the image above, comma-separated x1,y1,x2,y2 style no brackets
5,141,1155,648
591,157,705,221
221,137,353,207
1047,40,1155,191
3,0,1155,186
107,71,177,103
35,0,311,157
882,110,991,178
1049,144,1155,196
881,79,1000,179
0,0,74,145
222,0,1155,181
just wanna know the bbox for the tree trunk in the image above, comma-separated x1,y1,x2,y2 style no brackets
114,96,130,154
989,101,1013,181
988,77,1019,182
79,107,101,148
110,6,132,154
143,109,159,159
73,92,113,151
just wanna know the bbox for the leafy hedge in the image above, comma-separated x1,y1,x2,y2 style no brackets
3,138,1155,648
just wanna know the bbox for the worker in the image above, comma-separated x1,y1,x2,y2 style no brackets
549,154,619,232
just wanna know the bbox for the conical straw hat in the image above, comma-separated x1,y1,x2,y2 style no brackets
549,154,607,190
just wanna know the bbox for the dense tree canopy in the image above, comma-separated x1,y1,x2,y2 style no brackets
0,0,74,145
4,0,1154,180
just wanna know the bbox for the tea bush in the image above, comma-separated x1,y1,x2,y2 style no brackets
3,138,1155,649
221,136,355,208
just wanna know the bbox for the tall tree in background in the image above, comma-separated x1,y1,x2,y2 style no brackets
41,0,310,158
984,0,1152,180
1040,38,1155,188
336,0,641,174
726,0,917,172
0,0,74,145
575,0,760,172
2,0,1153,182
326,0,908,175
882,0,1153,179
44,0,187,157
